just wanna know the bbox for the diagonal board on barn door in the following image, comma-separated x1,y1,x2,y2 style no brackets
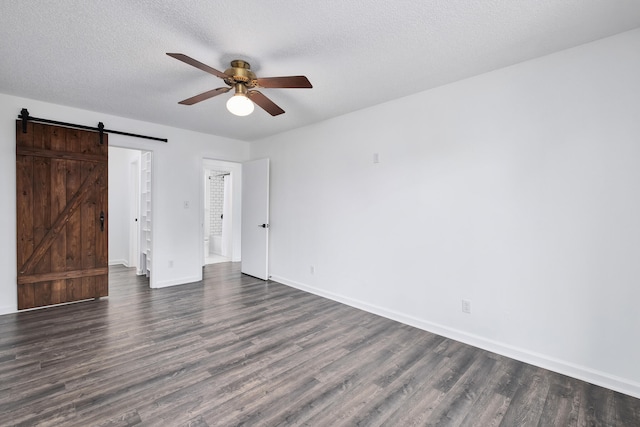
18,162,105,276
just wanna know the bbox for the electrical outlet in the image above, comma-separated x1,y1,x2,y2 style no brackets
183,201,190,209
168,260,173,268
310,266,315,275
462,299,471,314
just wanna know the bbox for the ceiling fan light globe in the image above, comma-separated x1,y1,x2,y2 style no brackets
226,94,254,116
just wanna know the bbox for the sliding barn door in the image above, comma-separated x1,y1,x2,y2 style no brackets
16,121,108,310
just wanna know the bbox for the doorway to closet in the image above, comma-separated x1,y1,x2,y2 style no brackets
108,146,153,280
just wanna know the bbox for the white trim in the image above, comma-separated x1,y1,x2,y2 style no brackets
0,305,15,316
152,275,202,289
108,259,129,267
270,274,640,399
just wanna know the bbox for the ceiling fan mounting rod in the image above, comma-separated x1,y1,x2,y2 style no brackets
234,83,248,95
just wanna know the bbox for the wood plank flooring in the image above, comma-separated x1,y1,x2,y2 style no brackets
1,263,639,426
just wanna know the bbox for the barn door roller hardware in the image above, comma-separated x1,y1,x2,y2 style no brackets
18,109,168,143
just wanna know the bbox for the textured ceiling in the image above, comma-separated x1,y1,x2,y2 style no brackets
1,1,640,142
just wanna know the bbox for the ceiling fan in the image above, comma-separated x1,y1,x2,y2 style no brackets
167,53,312,117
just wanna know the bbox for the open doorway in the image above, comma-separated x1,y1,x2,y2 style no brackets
108,146,153,282
204,169,232,264
202,159,242,266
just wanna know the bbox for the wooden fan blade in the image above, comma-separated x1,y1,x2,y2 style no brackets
248,91,285,116
256,76,312,89
178,87,231,105
167,53,228,80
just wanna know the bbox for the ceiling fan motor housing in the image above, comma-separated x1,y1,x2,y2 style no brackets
224,60,257,87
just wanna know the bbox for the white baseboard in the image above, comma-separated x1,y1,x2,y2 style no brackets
108,259,129,267
152,274,202,289
270,274,640,399
0,304,16,316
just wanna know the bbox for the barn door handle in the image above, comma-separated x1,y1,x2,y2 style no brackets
100,211,105,232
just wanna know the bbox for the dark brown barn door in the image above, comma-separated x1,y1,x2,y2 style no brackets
16,121,108,310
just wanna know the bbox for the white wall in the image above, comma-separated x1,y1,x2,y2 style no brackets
251,28,640,397
0,93,250,314
108,146,140,266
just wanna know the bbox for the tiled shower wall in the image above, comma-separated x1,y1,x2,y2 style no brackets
209,171,227,236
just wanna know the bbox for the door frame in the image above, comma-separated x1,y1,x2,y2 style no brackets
200,159,243,266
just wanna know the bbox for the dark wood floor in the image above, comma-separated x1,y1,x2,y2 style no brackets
1,264,639,426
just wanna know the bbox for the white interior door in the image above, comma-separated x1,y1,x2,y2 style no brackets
241,158,269,279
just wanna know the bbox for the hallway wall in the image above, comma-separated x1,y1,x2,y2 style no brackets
108,146,141,266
